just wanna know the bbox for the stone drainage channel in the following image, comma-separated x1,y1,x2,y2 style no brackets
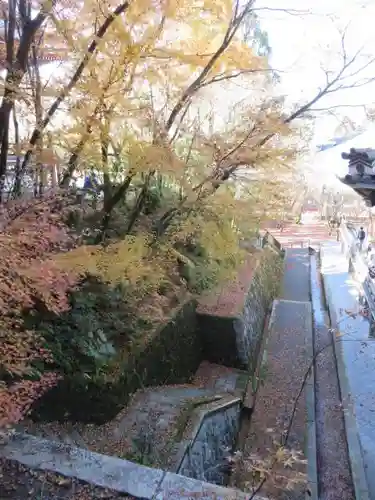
310,252,355,500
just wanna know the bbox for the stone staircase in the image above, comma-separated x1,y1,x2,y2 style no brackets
19,360,252,484
7,247,317,499
233,248,318,499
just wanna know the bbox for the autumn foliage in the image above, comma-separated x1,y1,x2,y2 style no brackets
0,191,80,427
0,0,322,428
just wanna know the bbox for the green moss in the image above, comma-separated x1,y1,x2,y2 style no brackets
32,300,203,424
173,395,223,442
235,372,250,395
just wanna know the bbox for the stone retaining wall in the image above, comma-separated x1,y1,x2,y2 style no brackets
198,249,283,371
33,300,203,423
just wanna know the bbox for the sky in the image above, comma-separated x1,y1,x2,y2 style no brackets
254,0,375,187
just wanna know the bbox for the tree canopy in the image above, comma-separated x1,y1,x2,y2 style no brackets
0,0,374,427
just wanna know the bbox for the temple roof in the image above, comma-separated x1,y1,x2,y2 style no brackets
341,148,375,161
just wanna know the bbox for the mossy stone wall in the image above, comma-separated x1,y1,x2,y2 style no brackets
32,300,202,423
198,249,283,372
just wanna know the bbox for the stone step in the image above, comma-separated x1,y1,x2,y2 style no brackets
19,379,245,486
193,361,249,399
103,384,219,469
16,420,88,449
18,381,244,487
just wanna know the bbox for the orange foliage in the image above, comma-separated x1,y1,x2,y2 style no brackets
0,191,79,427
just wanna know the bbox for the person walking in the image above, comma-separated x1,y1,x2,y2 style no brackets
358,226,366,252
335,217,341,242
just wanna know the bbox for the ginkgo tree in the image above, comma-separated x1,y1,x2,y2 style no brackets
0,0,342,438
31,0,271,232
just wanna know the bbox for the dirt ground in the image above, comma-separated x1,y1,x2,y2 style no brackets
0,459,134,500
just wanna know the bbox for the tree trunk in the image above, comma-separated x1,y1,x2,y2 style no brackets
11,106,21,199
31,43,44,197
95,174,134,243
101,120,111,208
20,2,130,180
125,173,154,234
60,138,87,187
0,6,51,200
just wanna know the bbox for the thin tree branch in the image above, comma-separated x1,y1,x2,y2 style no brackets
20,1,130,176
165,0,256,132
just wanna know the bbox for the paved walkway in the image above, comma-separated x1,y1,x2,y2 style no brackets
281,248,310,301
311,252,354,500
269,220,336,250
237,249,313,498
322,243,375,500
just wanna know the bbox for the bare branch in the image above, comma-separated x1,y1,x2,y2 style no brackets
251,7,311,16
169,100,192,144
200,68,277,88
165,0,256,132
308,104,369,112
338,56,375,82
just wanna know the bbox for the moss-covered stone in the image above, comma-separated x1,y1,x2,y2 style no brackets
197,249,283,372
32,300,203,423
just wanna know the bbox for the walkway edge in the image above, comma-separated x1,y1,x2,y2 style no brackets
322,271,370,500
305,334,318,500
306,256,318,500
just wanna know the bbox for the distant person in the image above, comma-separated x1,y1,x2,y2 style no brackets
83,172,98,191
335,219,341,242
328,217,335,235
83,172,99,208
358,226,366,252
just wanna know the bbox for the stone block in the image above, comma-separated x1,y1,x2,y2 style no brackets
0,433,164,499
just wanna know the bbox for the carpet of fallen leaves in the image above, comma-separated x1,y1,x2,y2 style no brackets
0,459,134,499
196,252,259,317
193,360,240,389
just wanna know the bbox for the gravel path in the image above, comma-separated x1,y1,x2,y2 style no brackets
235,250,312,499
311,254,355,500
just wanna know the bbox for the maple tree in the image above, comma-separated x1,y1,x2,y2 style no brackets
0,0,374,431
0,191,79,427
0,1,312,427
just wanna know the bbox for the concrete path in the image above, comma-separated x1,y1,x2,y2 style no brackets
311,253,354,500
322,243,375,500
281,248,310,302
237,249,314,498
269,220,336,251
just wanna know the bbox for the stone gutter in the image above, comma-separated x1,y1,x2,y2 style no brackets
173,395,242,473
0,433,269,500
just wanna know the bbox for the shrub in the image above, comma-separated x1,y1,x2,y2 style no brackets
169,209,246,293
0,192,79,427
27,276,132,379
